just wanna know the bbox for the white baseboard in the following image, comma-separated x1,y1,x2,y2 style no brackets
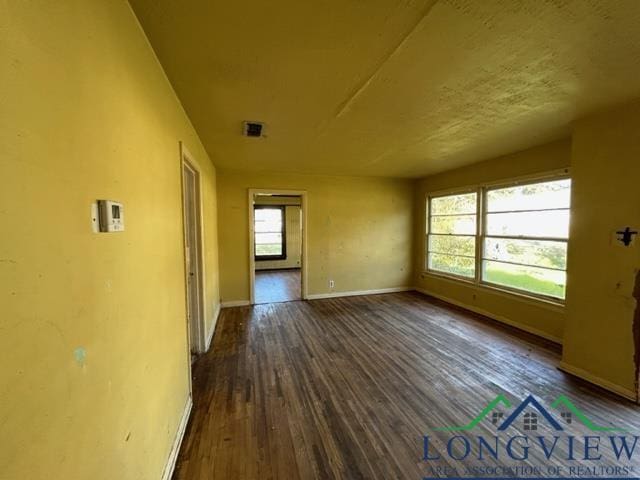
204,303,221,352
221,300,251,308
306,286,412,300
558,361,637,402
161,395,193,480
414,287,563,344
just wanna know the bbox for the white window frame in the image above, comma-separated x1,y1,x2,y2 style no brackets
254,205,287,261
426,188,480,283
424,170,571,305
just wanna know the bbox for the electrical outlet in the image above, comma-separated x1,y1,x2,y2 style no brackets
329,279,335,289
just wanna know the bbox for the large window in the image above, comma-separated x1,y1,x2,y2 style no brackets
426,176,571,302
482,178,570,300
254,206,286,260
427,192,478,279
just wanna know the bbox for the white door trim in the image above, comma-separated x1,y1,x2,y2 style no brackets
180,142,207,357
248,189,308,305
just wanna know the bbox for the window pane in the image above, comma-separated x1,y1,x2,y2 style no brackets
485,210,569,238
255,221,281,233
487,179,571,212
484,238,567,270
256,244,282,256
483,260,566,299
255,208,282,233
255,208,282,222
431,193,477,215
428,253,475,278
430,215,477,235
255,232,282,245
429,235,475,257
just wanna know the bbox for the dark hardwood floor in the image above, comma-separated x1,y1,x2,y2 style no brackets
175,292,640,479
254,269,301,304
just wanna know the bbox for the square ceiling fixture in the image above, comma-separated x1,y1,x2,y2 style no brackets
243,121,264,137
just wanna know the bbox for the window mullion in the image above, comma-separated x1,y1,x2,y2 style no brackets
475,187,484,285
425,194,432,271
425,191,479,279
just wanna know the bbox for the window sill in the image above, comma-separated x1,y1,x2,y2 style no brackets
421,271,566,312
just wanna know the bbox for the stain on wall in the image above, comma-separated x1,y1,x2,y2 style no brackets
73,347,87,367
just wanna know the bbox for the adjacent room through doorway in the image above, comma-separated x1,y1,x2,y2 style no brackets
252,194,303,304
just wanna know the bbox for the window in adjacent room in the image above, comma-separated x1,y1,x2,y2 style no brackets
254,206,286,260
481,178,571,300
426,191,478,279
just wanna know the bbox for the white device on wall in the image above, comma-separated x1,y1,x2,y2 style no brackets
97,200,124,232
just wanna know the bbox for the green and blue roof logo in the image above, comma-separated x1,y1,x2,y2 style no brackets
434,394,626,432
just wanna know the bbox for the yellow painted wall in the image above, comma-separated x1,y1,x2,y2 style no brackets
0,1,219,479
217,170,414,302
562,102,640,400
413,140,571,342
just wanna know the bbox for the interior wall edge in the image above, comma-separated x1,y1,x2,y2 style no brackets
561,100,640,400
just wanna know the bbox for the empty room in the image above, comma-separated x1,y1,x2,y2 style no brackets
2,1,640,479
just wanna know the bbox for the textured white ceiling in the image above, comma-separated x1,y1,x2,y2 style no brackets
130,0,640,178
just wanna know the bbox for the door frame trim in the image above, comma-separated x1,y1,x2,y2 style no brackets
180,142,207,356
248,189,308,305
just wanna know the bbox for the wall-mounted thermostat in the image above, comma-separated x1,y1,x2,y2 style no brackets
97,200,124,232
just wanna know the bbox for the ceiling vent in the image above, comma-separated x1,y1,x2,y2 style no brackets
243,121,264,137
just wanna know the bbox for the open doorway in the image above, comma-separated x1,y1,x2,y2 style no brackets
249,190,307,305
181,145,205,360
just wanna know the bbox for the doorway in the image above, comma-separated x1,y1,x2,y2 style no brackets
181,148,205,357
249,190,307,305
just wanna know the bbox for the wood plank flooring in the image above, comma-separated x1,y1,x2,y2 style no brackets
254,269,301,304
174,292,640,479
